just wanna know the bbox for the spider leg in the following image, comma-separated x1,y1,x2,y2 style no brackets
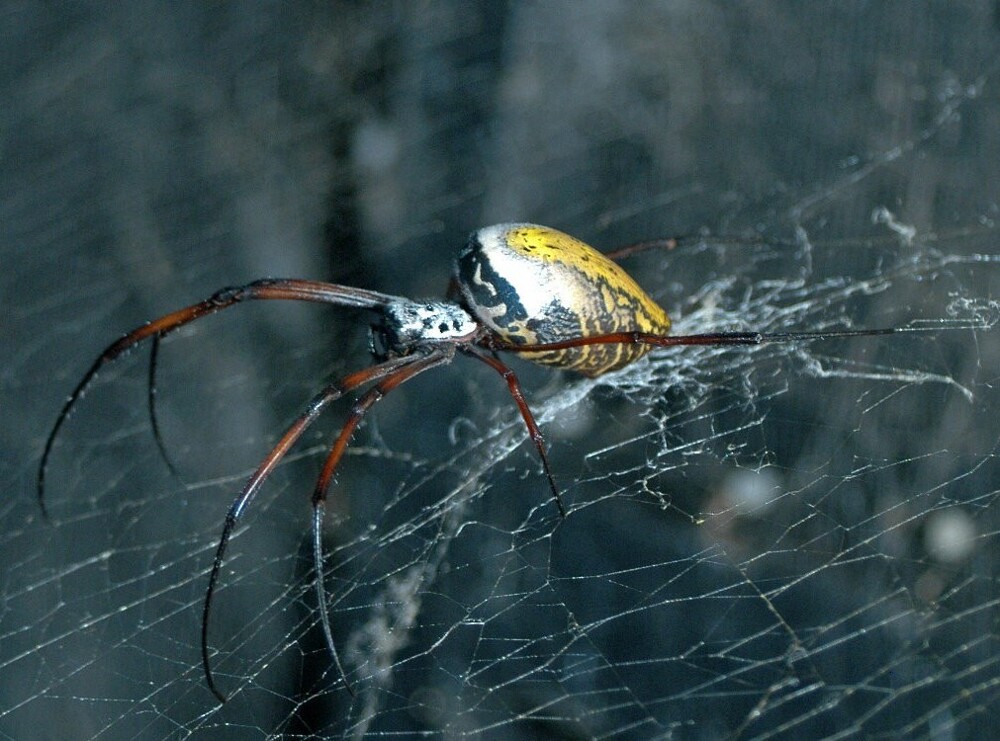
147,333,183,482
495,326,899,357
309,349,451,696
602,236,679,261
201,354,419,705
602,234,779,262
476,327,900,517
38,278,407,519
462,349,565,517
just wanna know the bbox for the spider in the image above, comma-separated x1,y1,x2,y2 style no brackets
38,223,898,703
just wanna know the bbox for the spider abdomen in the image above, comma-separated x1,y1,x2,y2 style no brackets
454,223,671,377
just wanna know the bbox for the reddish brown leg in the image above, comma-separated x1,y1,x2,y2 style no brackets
147,333,183,481
38,279,405,519
309,350,451,696
463,349,566,517
602,234,777,262
493,327,897,357
602,236,679,261
476,327,902,518
201,354,419,704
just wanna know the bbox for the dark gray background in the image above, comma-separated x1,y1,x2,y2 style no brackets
3,2,1000,739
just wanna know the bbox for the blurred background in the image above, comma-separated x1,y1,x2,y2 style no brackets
3,2,1000,738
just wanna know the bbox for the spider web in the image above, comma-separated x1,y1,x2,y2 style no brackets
4,4,1000,739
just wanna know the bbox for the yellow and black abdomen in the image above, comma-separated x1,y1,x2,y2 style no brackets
453,224,671,377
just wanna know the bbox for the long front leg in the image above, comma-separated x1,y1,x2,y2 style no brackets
38,279,407,518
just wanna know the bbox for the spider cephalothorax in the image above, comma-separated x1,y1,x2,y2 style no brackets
38,223,896,703
374,301,480,358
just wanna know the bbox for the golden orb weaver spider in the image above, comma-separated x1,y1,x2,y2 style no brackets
38,223,898,703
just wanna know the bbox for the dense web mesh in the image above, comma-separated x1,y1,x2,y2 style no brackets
3,3,1000,739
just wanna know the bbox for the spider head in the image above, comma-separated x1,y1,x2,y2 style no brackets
370,300,479,359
